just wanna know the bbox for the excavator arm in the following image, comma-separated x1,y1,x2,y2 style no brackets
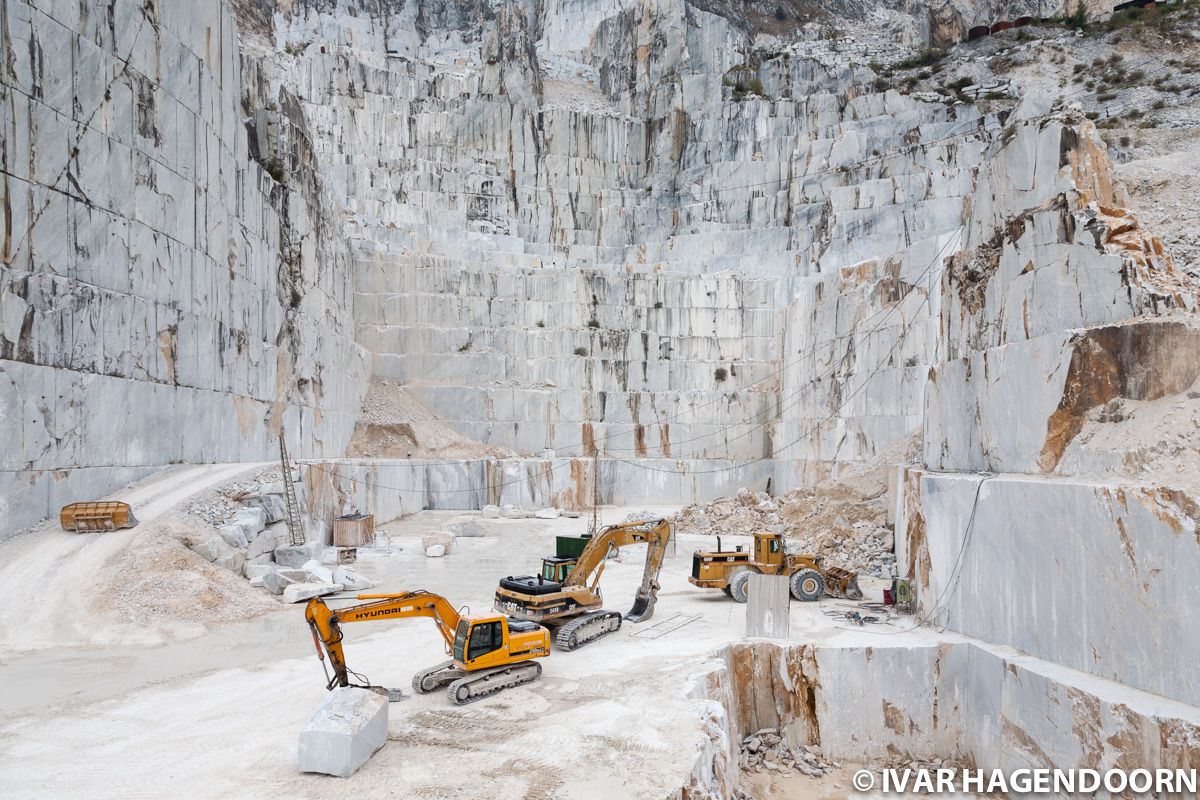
305,591,463,690
564,519,672,622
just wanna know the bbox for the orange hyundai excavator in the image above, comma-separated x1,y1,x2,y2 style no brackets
305,590,550,705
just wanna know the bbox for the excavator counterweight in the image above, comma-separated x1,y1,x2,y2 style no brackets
494,519,672,651
305,590,550,705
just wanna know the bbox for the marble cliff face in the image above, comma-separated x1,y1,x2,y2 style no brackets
6,0,1195,535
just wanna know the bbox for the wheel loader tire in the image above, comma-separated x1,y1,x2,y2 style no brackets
729,570,751,604
790,569,824,602
722,585,733,598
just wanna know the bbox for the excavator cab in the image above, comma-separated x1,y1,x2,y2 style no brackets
449,614,547,669
754,531,785,569
452,617,502,665
541,556,576,583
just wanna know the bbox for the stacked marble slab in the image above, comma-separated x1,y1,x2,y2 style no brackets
0,0,366,535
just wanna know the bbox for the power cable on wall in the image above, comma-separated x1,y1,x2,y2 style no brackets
834,473,993,636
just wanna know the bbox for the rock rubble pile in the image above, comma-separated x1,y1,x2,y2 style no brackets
181,468,372,600
738,728,840,777
671,486,896,577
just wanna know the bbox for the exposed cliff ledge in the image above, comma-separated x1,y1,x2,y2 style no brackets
0,0,367,535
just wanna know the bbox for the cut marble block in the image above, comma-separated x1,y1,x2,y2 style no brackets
298,687,388,778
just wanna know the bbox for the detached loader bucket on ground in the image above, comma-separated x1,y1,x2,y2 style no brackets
824,566,863,601
60,501,138,532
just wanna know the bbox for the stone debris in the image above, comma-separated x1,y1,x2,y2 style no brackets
213,549,247,577
420,532,456,555
332,566,375,591
447,520,487,538
263,569,308,596
533,507,560,519
500,505,528,519
216,524,249,549
424,544,446,558
480,505,501,519
236,483,289,524
178,467,320,586
243,563,276,581
298,687,389,778
670,434,919,578
303,559,336,584
275,543,320,569
188,535,226,564
346,378,511,461
738,728,839,777
231,507,267,536
282,582,344,604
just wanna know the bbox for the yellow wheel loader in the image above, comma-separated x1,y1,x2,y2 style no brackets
305,590,550,705
493,518,671,651
688,531,863,603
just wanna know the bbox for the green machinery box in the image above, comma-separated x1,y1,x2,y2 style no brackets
555,533,592,558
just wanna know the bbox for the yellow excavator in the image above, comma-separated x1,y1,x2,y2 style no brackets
305,591,550,705
493,518,672,651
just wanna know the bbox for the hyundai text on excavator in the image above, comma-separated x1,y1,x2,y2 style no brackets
304,590,550,705
688,531,863,603
494,518,671,651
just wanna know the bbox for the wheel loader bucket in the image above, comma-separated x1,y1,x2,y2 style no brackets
60,501,139,533
824,566,863,601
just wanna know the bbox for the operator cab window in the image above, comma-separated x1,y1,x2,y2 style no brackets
770,539,780,553
467,621,504,660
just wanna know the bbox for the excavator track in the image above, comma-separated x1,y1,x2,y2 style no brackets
446,661,543,705
411,659,465,694
554,610,622,651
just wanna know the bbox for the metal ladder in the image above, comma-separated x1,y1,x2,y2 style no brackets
279,429,305,546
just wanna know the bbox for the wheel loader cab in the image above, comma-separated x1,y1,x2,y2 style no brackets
755,532,784,569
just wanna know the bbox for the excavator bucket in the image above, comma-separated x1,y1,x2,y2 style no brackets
824,567,863,601
60,501,138,532
625,588,658,623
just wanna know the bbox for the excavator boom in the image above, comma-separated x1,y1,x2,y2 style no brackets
305,590,463,691
305,590,550,705
494,518,672,650
561,519,672,622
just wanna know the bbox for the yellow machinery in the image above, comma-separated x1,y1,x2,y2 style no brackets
494,519,671,651
305,590,550,705
60,501,138,532
689,531,863,603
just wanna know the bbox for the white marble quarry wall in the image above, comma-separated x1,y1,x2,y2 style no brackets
695,638,1200,798
897,114,1200,709
897,470,1200,708
925,116,1199,475
258,0,1033,483
299,454,774,538
0,0,367,535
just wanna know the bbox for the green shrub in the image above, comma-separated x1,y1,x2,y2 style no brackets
574,347,588,356
714,367,728,382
